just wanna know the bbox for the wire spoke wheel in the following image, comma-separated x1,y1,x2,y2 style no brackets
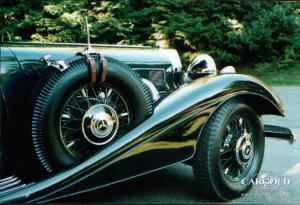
60,84,131,159
219,117,254,182
32,56,153,173
192,100,264,201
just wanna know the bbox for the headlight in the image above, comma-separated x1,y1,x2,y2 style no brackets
187,54,217,80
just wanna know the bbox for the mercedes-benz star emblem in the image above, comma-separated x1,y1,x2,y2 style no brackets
96,120,108,131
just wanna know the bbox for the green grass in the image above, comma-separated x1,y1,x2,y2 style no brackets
238,63,300,86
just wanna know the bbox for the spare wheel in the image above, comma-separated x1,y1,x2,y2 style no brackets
32,55,153,173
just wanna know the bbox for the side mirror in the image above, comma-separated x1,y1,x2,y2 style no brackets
220,66,236,75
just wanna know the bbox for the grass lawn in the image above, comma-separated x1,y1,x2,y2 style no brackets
238,64,300,86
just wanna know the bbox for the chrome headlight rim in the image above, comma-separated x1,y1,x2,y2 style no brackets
187,54,217,79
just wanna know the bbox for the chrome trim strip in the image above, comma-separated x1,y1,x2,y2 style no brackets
0,176,15,183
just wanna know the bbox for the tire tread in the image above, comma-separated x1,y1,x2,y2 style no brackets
32,55,153,172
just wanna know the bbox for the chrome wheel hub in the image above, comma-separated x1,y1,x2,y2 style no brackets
235,131,253,166
60,85,130,157
82,104,119,145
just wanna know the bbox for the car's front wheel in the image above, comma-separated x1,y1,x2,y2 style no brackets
192,100,264,201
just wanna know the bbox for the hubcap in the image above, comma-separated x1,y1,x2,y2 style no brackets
219,117,254,181
60,85,131,157
235,131,253,166
82,104,119,145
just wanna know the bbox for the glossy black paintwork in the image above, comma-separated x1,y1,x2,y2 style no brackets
0,43,285,203
1,47,46,177
0,89,4,168
0,44,176,177
9,44,176,93
0,73,284,203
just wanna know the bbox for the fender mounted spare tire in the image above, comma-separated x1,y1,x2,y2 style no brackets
32,55,153,173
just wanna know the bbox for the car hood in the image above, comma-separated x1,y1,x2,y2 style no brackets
4,42,181,69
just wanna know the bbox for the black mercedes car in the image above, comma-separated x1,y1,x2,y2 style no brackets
0,40,295,203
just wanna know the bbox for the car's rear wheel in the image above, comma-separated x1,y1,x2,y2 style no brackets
32,55,153,173
192,100,264,201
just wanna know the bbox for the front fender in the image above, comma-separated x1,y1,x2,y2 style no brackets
158,73,284,117
0,74,284,203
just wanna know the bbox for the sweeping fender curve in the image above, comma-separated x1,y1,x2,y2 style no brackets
0,74,284,203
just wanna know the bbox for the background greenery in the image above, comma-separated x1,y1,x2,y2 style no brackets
1,0,300,84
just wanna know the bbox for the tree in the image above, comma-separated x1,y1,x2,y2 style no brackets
1,0,300,69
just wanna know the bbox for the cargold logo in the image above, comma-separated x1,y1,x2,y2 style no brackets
241,172,291,190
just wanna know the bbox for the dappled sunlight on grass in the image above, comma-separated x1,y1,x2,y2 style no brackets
239,64,300,85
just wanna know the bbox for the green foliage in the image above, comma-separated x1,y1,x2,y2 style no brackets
1,0,300,70
235,4,300,63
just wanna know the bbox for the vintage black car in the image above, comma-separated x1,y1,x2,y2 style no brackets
0,41,295,203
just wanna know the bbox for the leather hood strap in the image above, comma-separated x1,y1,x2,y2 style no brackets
85,53,97,89
84,53,107,89
99,54,107,85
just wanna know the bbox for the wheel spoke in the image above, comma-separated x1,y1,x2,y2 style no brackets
220,154,234,168
66,105,86,113
82,97,92,107
119,112,129,117
219,114,255,181
228,166,236,177
61,126,80,131
113,96,119,108
60,84,131,158
62,117,81,122
81,89,87,98
224,164,233,175
91,87,103,103
220,148,234,156
67,140,75,148
98,91,106,103
62,127,81,136
239,117,243,126
72,96,83,110
107,88,112,97
62,114,71,119
119,123,129,129
76,142,90,154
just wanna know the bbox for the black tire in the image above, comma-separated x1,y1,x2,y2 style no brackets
192,100,264,201
32,55,153,173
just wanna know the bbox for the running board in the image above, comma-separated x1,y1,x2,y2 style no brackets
0,176,27,197
264,125,296,144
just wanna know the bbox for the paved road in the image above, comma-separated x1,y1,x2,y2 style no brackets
64,86,300,204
